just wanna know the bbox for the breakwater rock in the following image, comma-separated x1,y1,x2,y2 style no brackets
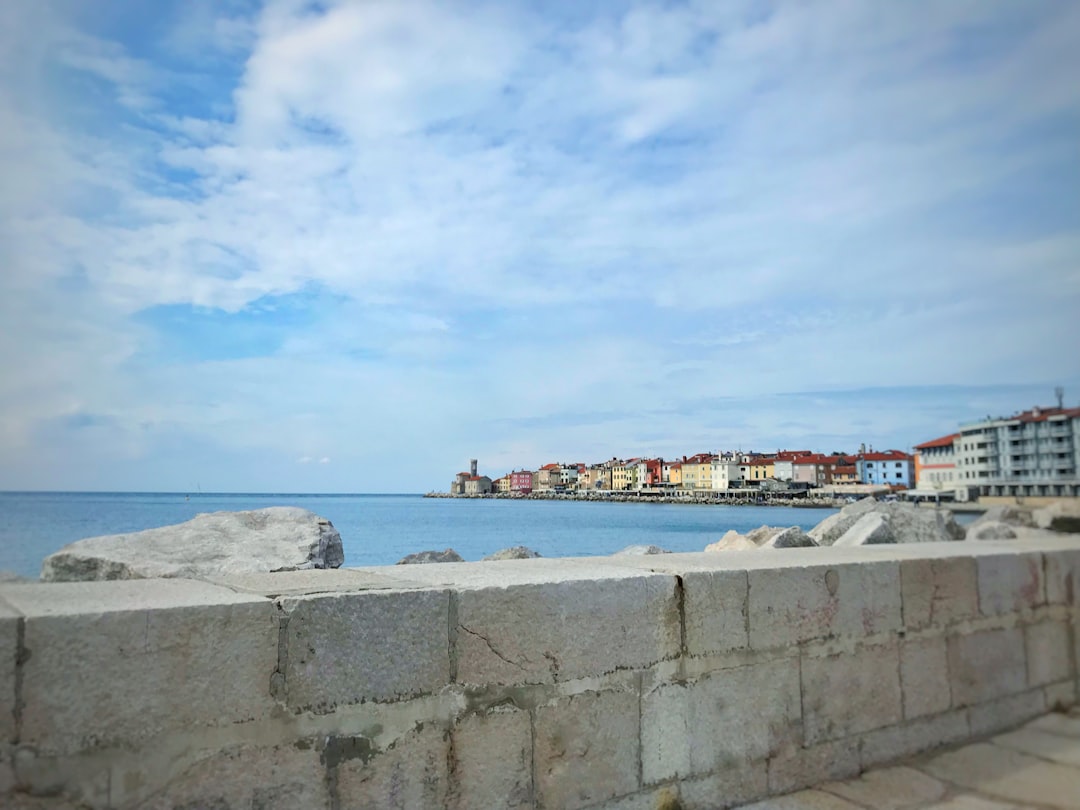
483,546,542,561
397,548,464,564
41,507,345,582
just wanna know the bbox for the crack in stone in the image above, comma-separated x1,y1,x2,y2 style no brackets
459,625,527,671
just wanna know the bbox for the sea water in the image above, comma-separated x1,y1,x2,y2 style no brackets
0,492,839,578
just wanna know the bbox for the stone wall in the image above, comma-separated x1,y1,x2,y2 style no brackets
1,539,1079,809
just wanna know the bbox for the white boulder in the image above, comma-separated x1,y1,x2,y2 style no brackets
1033,500,1080,533
833,513,894,546
613,545,671,555
967,520,1018,541
41,507,345,582
811,499,964,546
483,546,542,560
397,548,464,564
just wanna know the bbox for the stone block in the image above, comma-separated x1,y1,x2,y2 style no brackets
677,762,769,810
967,689,1047,738
0,600,18,745
859,709,969,768
948,627,1027,708
819,765,947,810
1028,711,1080,738
1044,549,1080,605
900,636,951,719
282,588,450,711
766,738,860,796
454,574,679,686
748,561,901,650
977,554,1045,616
682,569,749,656
642,661,802,785
641,681,692,785
992,725,1080,767
578,786,682,810
919,741,1080,809
214,567,422,597
335,724,450,810
533,689,639,810
738,790,866,809
802,642,902,744
1026,621,1074,687
0,580,277,756
900,557,979,630
1045,679,1077,711
451,707,532,809
131,740,328,810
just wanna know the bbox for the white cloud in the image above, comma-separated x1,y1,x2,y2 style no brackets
1,0,1079,490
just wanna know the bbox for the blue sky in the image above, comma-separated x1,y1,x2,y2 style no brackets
1,0,1078,493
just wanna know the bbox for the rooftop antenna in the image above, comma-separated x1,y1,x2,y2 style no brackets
1055,386,1064,409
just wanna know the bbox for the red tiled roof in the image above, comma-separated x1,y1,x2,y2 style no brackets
835,465,857,474
914,434,959,450
540,463,559,470
1016,406,1080,423
861,451,911,461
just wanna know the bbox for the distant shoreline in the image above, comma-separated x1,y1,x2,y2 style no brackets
425,491,842,507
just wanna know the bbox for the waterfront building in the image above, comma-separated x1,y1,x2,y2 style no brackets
559,464,581,489
612,460,639,491
953,404,1080,498
710,459,742,490
680,453,715,490
492,475,512,494
833,464,858,484
449,471,470,495
510,471,534,494
745,458,775,483
463,476,492,495
913,435,959,493
667,462,682,487
534,463,561,491
856,451,914,487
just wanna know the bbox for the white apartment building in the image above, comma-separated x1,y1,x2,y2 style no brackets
953,405,1080,498
710,460,742,490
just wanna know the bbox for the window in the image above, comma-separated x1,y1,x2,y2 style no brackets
895,462,902,468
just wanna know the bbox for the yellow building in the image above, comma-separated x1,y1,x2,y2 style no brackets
611,462,637,491
745,459,775,482
667,463,682,487
680,454,715,490
493,475,511,493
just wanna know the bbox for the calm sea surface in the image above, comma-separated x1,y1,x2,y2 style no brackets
0,492,839,578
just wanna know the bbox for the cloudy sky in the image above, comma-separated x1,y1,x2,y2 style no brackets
1,0,1078,493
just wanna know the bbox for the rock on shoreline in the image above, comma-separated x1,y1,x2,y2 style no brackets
41,507,345,582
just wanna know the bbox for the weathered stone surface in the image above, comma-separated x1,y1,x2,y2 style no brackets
335,724,450,810
643,659,801,783
973,506,1036,530
968,690,1047,738
214,568,421,597
967,521,1019,541
0,572,29,583
678,762,769,810
452,707,532,809
533,689,639,810
812,499,963,546
1028,711,1080,738
763,526,817,548
1026,621,1073,687
801,642,902,744
900,636,951,719
0,580,276,757
833,512,894,546
901,557,979,630
132,740,328,810
397,548,464,564
41,507,344,582
0,600,18,745
281,588,450,710
483,546,542,561
949,627,1027,708
682,569,749,656
613,544,670,556
920,741,1080,809
977,554,1045,615
454,573,679,685
1034,500,1080,533
1044,549,1080,605
921,797,1028,810
859,709,969,768
738,790,866,810
819,765,947,810
1045,680,1078,711
992,725,1080,766
705,530,757,552
766,738,860,796
748,560,901,649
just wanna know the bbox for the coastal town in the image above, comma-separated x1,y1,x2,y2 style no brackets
438,399,1080,505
